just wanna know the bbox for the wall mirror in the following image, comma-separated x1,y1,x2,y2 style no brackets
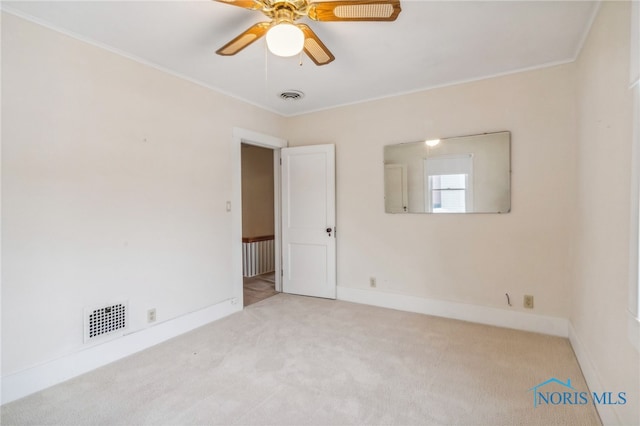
384,131,511,214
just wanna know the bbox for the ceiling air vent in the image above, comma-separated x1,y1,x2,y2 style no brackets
279,90,305,101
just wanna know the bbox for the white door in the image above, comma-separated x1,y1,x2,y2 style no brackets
281,144,336,299
384,164,408,213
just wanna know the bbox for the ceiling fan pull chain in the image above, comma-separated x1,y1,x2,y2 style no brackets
265,40,269,82
264,40,270,100
299,50,303,66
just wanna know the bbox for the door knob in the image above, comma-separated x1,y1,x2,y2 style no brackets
326,227,332,237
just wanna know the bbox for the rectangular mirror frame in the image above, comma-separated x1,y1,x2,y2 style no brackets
383,131,511,214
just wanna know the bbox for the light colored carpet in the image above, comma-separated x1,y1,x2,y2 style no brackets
1,294,600,425
243,272,277,307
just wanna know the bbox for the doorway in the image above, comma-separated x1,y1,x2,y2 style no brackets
231,128,337,306
231,128,286,308
240,143,277,306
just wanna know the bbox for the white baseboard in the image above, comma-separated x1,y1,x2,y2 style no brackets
337,286,569,337
568,323,619,426
1,298,242,405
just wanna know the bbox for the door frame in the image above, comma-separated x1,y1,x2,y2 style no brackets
231,128,287,306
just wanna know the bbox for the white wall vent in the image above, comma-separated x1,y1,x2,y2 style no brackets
84,302,128,343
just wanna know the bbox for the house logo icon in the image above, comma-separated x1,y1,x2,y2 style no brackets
528,378,577,408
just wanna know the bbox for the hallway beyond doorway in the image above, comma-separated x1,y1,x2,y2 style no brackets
243,272,277,306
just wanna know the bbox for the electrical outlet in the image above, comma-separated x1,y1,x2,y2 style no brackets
369,277,376,288
523,295,534,309
147,308,156,323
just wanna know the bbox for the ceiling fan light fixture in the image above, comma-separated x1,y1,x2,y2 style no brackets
266,23,304,57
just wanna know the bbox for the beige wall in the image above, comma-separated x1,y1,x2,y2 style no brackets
572,2,639,424
1,13,285,375
286,64,577,318
241,144,275,238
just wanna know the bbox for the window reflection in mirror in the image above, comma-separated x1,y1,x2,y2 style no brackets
383,131,511,214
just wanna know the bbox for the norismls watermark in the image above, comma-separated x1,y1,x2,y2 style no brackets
528,378,627,408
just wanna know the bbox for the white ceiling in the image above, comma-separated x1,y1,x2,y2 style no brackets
3,0,598,116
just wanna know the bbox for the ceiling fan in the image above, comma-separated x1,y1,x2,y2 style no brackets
214,0,402,66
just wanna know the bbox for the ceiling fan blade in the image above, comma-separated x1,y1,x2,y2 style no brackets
213,0,264,11
298,24,335,66
307,0,401,22
216,22,271,56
